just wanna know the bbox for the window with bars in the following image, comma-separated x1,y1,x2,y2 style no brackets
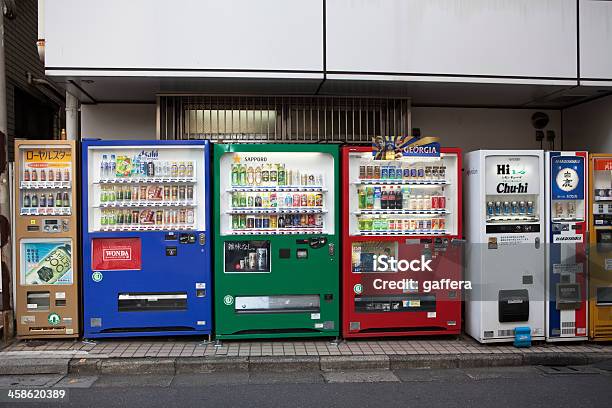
158,96,411,143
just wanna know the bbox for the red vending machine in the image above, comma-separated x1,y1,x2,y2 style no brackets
342,144,462,338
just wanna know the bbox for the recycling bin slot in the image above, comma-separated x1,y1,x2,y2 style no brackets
498,289,529,322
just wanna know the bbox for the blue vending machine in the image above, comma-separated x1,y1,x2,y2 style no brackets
82,140,211,338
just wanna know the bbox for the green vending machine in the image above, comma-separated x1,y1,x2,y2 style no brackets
214,144,340,340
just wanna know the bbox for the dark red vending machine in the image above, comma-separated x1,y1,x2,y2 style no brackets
342,144,463,338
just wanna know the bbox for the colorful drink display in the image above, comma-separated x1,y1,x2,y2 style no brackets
358,217,446,233
231,191,323,209
229,162,326,232
100,208,194,228
358,163,446,181
99,184,194,204
20,159,72,215
95,152,198,230
485,200,535,219
356,186,446,211
99,154,194,179
354,160,450,235
231,162,322,187
231,213,324,231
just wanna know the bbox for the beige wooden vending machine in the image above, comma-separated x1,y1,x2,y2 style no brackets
14,140,79,338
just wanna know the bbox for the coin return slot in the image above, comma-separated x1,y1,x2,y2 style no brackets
118,292,187,312
27,292,50,311
55,299,67,307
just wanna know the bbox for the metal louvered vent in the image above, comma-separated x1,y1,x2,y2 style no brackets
158,95,411,143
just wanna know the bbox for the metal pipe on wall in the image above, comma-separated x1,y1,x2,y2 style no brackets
65,91,79,140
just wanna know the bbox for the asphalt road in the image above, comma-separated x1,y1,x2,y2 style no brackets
0,365,610,408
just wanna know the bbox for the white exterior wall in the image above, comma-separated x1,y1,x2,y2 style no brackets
81,104,157,140
81,103,562,152
579,0,612,82
326,0,577,82
44,0,323,77
413,108,562,152
564,95,612,153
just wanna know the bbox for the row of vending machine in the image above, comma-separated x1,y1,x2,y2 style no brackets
11,139,612,343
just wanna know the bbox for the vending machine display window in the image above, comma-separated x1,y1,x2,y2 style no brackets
484,155,541,224
218,152,335,236
346,152,459,237
19,147,73,216
86,146,204,232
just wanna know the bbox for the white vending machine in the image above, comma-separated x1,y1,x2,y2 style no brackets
464,150,545,343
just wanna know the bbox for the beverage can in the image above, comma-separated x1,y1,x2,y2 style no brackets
156,210,163,225
257,248,268,271
366,166,374,179
171,185,178,201
186,161,194,177
432,196,439,209
178,186,186,200
438,218,445,230
248,252,257,269
432,218,438,230
315,193,323,207
164,186,171,201
179,209,186,223
359,165,366,180
438,196,446,209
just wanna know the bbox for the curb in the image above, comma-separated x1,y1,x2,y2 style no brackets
0,358,70,375
0,353,611,376
175,357,248,373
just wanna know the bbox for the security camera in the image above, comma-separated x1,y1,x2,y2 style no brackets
531,112,549,130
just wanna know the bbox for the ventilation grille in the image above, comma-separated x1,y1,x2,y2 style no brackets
158,95,411,143
498,329,515,337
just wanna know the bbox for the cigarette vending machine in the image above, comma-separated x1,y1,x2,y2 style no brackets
214,144,339,340
464,150,545,343
342,146,462,337
82,140,211,338
14,140,79,338
545,151,588,342
589,154,612,340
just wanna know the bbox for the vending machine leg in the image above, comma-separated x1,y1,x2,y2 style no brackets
198,334,212,345
329,336,341,346
82,339,97,346
214,338,223,348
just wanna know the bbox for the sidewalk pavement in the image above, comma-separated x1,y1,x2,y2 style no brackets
1,336,611,375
